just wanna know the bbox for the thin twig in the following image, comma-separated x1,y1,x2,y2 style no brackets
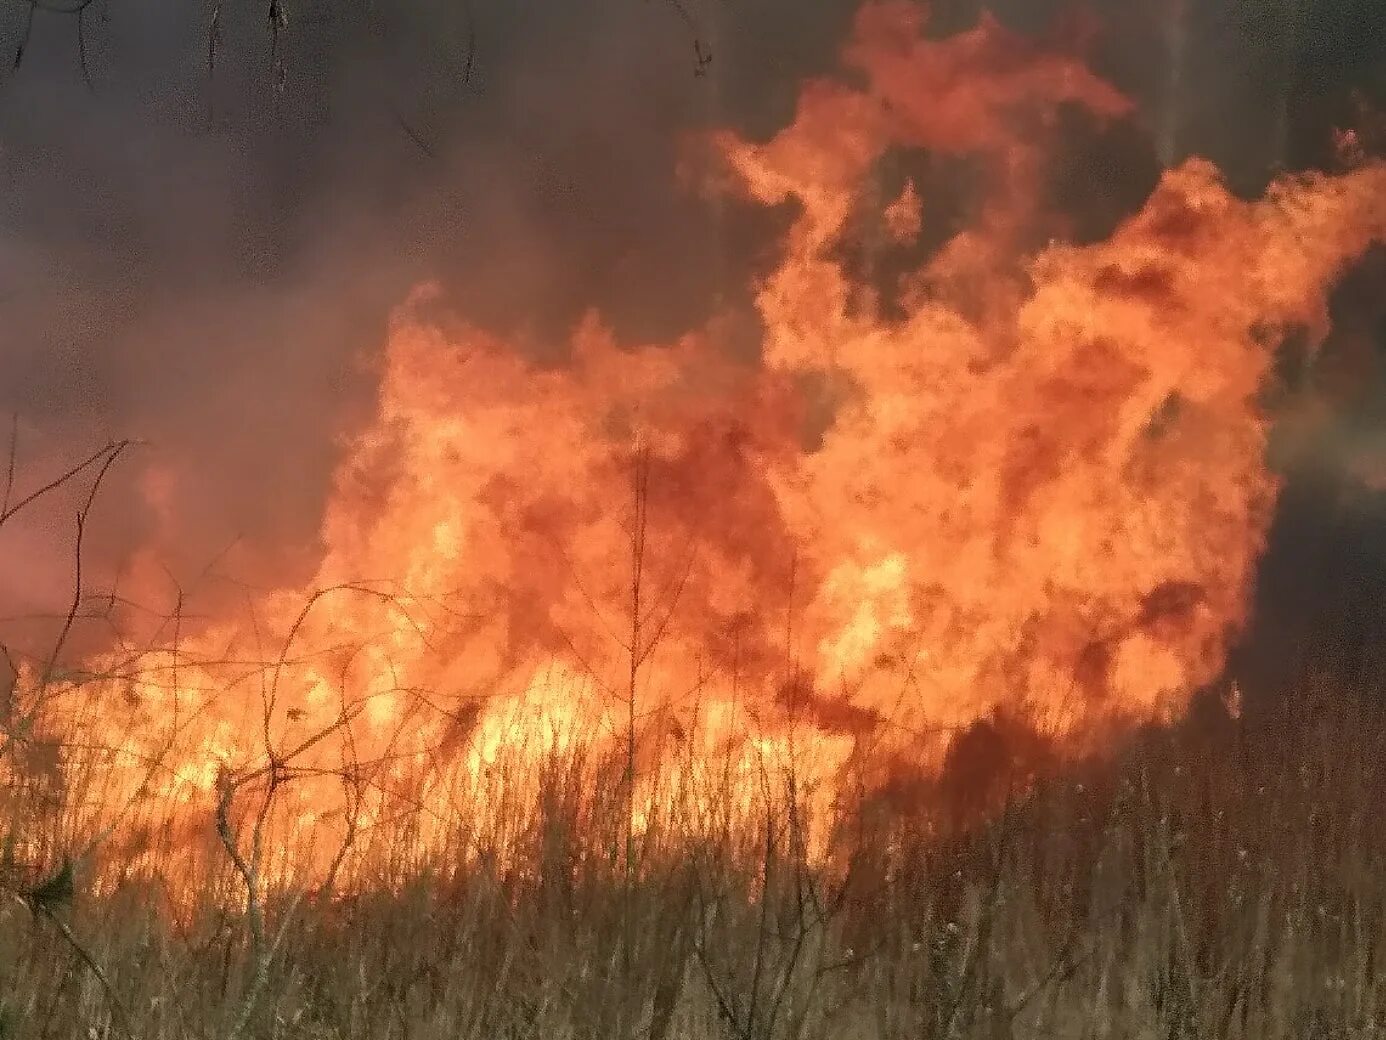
0,440,129,528
2,414,17,517
39,441,128,691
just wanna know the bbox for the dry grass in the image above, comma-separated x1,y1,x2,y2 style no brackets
0,677,1384,1040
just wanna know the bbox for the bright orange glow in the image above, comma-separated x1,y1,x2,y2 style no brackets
14,1,1386,887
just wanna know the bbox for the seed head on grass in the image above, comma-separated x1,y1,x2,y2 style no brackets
22,855,74,917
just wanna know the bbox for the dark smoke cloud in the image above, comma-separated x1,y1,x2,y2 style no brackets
0,0,1381,672
1,0,844,614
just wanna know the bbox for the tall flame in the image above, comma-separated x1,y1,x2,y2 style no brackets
16,1,1386,879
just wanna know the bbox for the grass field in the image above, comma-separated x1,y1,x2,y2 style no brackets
0,673,1383,1040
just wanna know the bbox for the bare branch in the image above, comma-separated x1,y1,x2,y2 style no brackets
76,4,93,91
13,2,34,69
207,0,222,123
2,414,16,517
0,439,130,530
39,440,129,692
662,0,713,77
390,103,438,160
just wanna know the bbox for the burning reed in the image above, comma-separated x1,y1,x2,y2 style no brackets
1,680,1386,1039
7,0,1385,877
2,0,1386,1037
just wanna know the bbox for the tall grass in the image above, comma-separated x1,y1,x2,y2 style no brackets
0,673,1385,1039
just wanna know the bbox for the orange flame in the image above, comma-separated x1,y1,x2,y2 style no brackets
17,1,1386,884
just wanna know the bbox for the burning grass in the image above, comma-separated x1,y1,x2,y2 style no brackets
1,677,1386,1039
3,2,1386,1036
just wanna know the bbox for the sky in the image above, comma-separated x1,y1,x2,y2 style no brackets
0,0,1383,690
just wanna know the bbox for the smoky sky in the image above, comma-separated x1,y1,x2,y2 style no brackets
0,0,1383,680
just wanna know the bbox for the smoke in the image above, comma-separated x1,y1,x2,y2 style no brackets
0,0,1382,675
0,4,726,619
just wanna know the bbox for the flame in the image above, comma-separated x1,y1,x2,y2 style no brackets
12,1,1386,885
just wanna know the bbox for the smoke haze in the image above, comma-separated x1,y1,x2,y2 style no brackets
0,0,1383,690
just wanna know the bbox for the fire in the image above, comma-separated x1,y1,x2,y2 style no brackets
10,1,1386,884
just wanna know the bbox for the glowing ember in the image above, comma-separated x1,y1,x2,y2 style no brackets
13,1,1386,884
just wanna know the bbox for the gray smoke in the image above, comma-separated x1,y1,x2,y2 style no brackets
0,0,1380,646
